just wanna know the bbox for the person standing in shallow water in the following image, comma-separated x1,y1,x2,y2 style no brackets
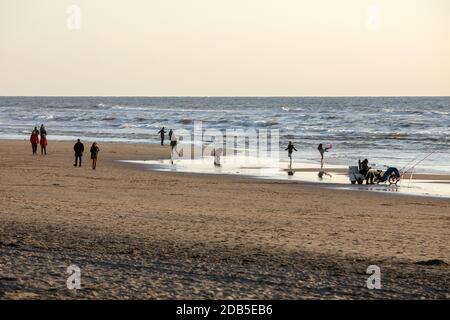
40,133,48,155
158,127,166,146
90,142,100,170
30,127,39,155
285,141,297,168
73,139,84,167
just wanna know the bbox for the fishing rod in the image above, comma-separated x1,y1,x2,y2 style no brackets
404,149,438,173
402,149,440,187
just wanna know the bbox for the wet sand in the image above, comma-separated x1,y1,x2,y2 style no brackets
0,139,449,299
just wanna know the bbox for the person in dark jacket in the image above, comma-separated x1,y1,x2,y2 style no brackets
90,142,100,170
158,127,166,146
359,158,375,184
39,124,47,138
73,139,84,167
285,141,297,168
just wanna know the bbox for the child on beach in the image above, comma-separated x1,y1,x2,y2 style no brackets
318,143,332,168
30,127,39,155
285,141,297,168
90,142,100,170
40,133,48,155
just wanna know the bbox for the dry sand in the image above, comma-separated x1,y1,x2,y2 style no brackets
0,139,449,299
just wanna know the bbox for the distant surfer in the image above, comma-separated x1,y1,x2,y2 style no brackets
285,141,297,168
318,143,332,169
158,127,166,146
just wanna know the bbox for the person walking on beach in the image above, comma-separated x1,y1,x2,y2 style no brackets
285,141,297,168
168,129,173,141
170,132,179,164
73,139,84,167
40,133,48,155
158,127,166,146
30,127,39,155
39,124,47,138
90,142,100,170
318,143,332,169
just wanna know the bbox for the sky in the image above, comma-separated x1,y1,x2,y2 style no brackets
0,0,449,96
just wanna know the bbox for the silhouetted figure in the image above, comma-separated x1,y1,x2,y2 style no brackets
285,141,297,168
30,127,39,155
39,124,47,138
90,142,100,170
359,158,374,184
73,139,84,167
40,133,48,155
158,127,166,146
168,129,173,141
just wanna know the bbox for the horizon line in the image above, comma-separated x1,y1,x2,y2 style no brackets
1,95,450,98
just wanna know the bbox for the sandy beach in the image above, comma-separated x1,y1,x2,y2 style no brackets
0,139,449,299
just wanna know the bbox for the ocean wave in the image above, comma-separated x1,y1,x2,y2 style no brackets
101,117,116,121
112,105,147,111
254,120,279,127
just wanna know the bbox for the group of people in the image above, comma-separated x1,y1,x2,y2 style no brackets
359,158,401,184
158,127,180,163
30,124,48,155
285,141,332,169
158,127,175,146
73,139,100,169
73,139,100,170
29,125,100,170
286,141,401,183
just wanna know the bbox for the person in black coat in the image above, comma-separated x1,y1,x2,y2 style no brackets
73,139,85,167
158,127,166,146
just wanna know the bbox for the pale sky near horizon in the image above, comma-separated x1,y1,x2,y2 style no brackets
0,0,449,96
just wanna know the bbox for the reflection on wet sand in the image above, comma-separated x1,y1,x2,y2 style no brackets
120,155,450,198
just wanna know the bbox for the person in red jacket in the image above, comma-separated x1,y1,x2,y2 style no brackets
40,133,48,155
30,127,39,155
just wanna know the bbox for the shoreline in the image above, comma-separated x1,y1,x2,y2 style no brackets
3,135,450,175
0,139,449,299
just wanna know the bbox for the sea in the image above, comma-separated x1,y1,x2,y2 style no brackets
0,96,449,174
